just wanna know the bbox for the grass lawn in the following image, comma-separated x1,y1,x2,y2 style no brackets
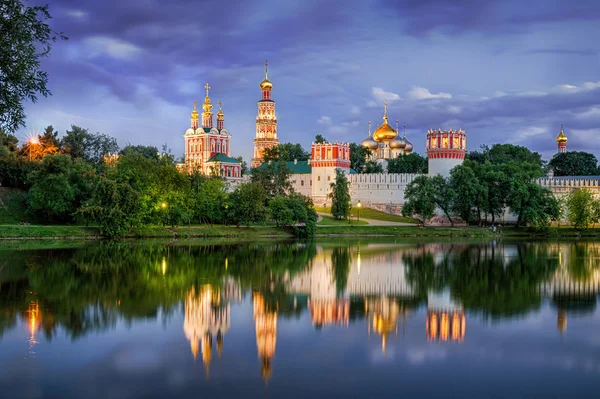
317,214,368,226
315,206,418,224
316,225,495,237
0,225,101,239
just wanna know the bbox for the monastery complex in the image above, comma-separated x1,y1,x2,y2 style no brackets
179,61,600,216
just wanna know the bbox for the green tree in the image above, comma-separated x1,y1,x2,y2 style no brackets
349,143,372,172
567,189,595,229
251,159,292,198
0,129,19,153
402,175,436,221
39,125,59,148
315,135,327,144
229,182,268,226
387,153,428,174
263,143,309,162
195,178,227,225
548,151,599,177
363,160,384,173
431,175,456,225
0,0,67,133
77,176,142,237
328,169,351,220
26,154,93,222
61,125,90,159
235,156,248,175
268,192,317,237
331,246,350,295
120,145,159,160
450,164,481,224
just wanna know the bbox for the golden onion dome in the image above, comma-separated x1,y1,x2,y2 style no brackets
373,117,398,142
362,136,379,150
556,125,567,143
191,101,199,120
389,135,406,150
260,78,273,90
404,138,414,154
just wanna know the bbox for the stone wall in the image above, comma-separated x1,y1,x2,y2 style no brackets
348,173,419,213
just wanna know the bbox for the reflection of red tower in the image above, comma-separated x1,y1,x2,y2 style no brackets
251,60,279,168
309,298,350,327
426,310,466,342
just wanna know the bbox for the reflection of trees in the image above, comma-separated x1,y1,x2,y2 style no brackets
0,240,317,340
331,246,350,295
404,243,560,319
566,242,600,281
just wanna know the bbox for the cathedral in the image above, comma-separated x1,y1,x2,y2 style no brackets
182,84,242,178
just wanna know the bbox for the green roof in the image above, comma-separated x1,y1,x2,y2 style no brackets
206,153,241,164
254,160,312,174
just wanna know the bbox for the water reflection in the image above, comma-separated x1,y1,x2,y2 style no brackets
1,240,600,395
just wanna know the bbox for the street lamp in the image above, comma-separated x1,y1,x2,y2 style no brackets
29,137,39,161
161,202,167,209
357,200,362,222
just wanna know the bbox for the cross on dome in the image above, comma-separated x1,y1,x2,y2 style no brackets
205,83,211,97
383,99,388,117
265,59,268,78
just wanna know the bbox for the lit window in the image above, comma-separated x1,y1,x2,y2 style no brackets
442,137,449,148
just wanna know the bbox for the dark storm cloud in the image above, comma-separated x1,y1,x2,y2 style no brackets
378,0,600,36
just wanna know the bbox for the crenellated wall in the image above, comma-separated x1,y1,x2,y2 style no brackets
348,173,420,214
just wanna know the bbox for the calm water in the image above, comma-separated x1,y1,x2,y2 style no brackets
1,239,600,398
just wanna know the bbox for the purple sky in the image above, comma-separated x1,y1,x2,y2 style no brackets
19,0,600,162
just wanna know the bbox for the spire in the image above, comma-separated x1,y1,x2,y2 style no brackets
202,82,213,128
265,59,268,80
368,121,372,137
217,101,224,130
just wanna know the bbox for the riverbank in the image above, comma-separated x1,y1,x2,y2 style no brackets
2,224,600,240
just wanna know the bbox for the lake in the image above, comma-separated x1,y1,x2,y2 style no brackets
1,238,599,398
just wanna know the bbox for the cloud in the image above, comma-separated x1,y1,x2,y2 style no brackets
66,10,87,19
317,116,333,126
84,37,143,60
408,87,452,100
372,87,401,102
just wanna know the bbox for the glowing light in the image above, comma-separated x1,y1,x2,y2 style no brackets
161,257,167,275
225,257,228,270
27,302,40,352
161,202,167,209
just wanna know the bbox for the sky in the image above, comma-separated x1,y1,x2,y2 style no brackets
19,0,600,162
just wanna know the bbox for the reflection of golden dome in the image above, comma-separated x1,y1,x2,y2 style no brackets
556,126,567,143
373,116,398,142
261,357,272,381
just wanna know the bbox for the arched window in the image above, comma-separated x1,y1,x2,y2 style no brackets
211,139,215,152
217,140,221,153
222,141,227,154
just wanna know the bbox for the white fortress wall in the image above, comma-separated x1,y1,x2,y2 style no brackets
289,173,312,197
428,158,463,178
348,173,420,214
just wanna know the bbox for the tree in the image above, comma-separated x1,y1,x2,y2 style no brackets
195,178,227,225
567,189,595,229
76,176,142,237
229,182,268,226
315,135,327,144
363,161,384,173
120,145,159,160
235,156,248,175
349,142,372,172
328,168,351,220
548,152,599,177
387,153,428,174
268,192,317,237
0,129,19,153
450,164,481,224
251,160,292,198
262,143,309,162
26,154,93,222
61,125,90,159
0,0,67,133
402,175,436,221
431,175,455,225
40,125,59,148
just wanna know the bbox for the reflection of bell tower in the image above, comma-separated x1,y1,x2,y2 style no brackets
184,284,236,378
557,308,567,336
426,291,466,342
254,293,277,382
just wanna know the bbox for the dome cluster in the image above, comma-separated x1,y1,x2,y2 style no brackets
360,101,413,157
